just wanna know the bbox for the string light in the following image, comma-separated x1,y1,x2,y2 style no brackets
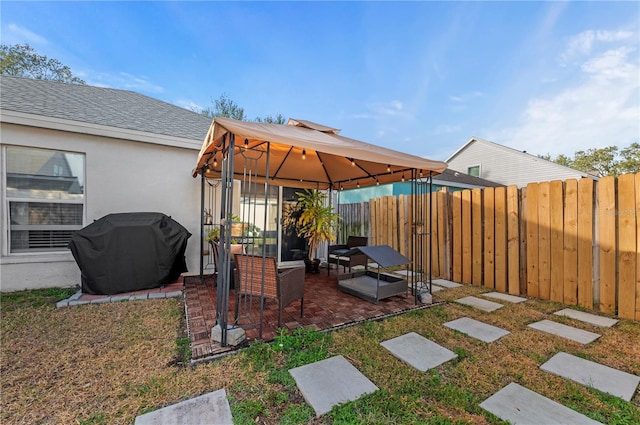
357,181,360,188
387,164,391,172
244,138,249,149
213,156,218,167
376,178,380,186
302,149,306,160
401,173,405,182
350,158,355,167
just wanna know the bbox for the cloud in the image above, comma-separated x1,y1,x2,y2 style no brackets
3,23,48,45
495,31,639,157
174,99,204,112
560,29,634,65
434,124,463,135
352,100,409,119
85,72,164,94
449,91,483,103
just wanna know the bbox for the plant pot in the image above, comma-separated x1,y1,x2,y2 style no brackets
231,222,247,237
304,258,321,274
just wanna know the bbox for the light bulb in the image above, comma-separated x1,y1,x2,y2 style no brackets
302,149,306,160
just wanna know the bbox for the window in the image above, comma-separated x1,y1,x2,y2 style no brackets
5,146,85,253
467,165,480,177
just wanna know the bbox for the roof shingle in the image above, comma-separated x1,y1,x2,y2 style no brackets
0,75,212,141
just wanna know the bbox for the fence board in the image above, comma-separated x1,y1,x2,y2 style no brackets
472,189,483,286
398,195,406,257
598,176,616,314
617,174,636,319
636,173,640,321
370,198,377,246
484,188,496,289
520,187,528,295
507,185,520,295
578,178,594,309
431,193,440,277
550,180,564,303
437,190,447,277
494,187,507,292
461,190,472,284
538,182,551,300
452,191,462,282
526,183,539,298
563,179,578,305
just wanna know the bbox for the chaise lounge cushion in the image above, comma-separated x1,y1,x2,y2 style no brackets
328,236,368,275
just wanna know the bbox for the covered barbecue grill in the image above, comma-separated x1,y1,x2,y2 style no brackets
68,212,191,295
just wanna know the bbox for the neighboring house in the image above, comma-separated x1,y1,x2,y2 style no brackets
446,137,598,188
338,168,503,204
1,75,213,291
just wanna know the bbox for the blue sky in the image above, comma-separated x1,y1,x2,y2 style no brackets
2,1,638,161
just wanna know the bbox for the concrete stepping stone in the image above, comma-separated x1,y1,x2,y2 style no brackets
380,332,457,372
289,355,378,416
444,317,510,343
541,352,640,401
393,269,415,277
134,388,232,425
528,320,601,344
554,309,618,328
481,292,527,303
432,279,462,288
480,382,602,425
410,282,444,293
456,296,504,312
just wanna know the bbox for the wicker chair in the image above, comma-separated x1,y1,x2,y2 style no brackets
211,241,245,289
234,253,305,327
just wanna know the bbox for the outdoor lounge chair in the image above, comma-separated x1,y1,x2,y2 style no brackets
327,236,369,275
234,253,306,327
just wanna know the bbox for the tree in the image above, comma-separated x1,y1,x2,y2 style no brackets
254,113,286,124
199,94,286,124
618,142,640,175
0,43,85,84
543,142,640,177
200,93,246,120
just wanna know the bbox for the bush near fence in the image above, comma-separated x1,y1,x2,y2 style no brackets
337,173,639,320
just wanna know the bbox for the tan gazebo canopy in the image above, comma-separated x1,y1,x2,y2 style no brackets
193,117,447,189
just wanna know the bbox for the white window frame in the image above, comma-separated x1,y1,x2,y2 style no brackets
3,145,86,255
467,164,481,178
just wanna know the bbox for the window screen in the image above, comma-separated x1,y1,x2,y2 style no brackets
5,146,85,253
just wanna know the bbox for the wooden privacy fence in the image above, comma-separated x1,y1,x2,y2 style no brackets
339,173,640,320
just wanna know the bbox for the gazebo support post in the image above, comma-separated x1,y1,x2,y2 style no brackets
216,134,236,346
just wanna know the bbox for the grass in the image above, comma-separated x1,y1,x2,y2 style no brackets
1,285,639,424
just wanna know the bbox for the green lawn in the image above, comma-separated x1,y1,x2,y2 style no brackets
1,286,638,424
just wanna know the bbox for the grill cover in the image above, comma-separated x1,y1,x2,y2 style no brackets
68,212,191,295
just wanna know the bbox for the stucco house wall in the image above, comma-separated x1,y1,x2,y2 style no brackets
446,137,596,188
1,121,203,291
0,76,214,291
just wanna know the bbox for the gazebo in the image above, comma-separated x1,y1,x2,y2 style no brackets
193,117,447,345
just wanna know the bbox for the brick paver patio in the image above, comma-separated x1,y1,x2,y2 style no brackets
184,268,439,360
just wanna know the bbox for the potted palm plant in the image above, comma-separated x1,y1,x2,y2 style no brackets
295,189,340,273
